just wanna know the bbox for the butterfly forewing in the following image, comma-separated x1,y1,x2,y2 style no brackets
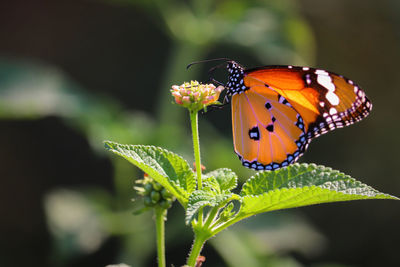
244,66,372,137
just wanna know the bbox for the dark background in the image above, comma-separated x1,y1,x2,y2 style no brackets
0,0,399,266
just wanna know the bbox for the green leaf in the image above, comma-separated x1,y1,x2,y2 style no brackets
204,168,238,192
238,163,398,218
186,168,240,224
218,202,236,222
202,176,221,193
186,190,216,224
186,189,235,224
104,141,196,207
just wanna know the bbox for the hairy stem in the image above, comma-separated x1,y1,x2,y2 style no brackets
190,110,204,224
186,233,208,267
155,207,166,267
190,110,202,190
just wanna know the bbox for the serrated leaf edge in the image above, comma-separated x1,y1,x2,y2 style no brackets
104,141,196,206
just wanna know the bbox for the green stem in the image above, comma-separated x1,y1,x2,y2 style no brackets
210,215,246,236
203,206,220,229
190,110,204,224
190,110,202,190
186,233,208,267
155,207,166,267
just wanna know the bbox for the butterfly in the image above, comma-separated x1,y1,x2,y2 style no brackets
201,59,372,171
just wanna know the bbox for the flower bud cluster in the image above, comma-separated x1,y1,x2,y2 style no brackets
135,174,175,209
171,81,224,112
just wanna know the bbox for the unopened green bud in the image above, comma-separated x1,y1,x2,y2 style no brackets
159,199,173,209
161,188,173,199
151,191,161,203
143,183,153,195
144,196,155,207
153,182,163,191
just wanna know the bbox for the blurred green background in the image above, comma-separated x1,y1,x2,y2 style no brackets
0,0,399,266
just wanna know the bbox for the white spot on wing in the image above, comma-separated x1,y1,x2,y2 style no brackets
305,74,311,85
326,91,340,105
315,69,329,75
317,74,335,91
329,107,337,115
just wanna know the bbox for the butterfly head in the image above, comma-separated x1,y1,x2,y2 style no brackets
186,59,248,97
226,61,247,96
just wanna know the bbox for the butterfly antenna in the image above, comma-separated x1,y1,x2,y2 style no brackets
187,58,232,108
201,101,229,114
186,58,232,69
208,77,224,87
208,62,227,76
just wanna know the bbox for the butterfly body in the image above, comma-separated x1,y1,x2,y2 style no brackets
225,61,372,170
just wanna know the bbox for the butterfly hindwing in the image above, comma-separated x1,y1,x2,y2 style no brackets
231,84,308,170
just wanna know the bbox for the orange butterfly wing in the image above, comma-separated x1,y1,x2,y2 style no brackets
245,66,371,137
227,62,372,170
231,85,307,170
